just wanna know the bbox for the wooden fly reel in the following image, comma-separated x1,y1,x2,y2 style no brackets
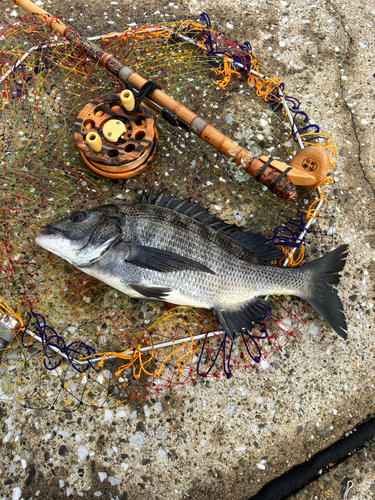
74,92,158,179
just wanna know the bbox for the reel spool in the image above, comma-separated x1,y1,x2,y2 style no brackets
74,92,158,179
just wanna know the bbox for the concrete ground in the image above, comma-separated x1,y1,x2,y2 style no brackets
1,0,374,499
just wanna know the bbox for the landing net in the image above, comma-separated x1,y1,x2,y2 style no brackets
0,14,338,410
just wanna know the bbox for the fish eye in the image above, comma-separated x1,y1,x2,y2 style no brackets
70,211,87,223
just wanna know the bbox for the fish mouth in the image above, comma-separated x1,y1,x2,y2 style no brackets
38,225,64,236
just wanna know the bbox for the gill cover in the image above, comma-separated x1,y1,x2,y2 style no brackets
36,206,123,266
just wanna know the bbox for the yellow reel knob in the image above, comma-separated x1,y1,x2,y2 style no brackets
85,131,102,152
120,89,135,112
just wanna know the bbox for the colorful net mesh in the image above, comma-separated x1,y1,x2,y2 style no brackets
0,14,338,411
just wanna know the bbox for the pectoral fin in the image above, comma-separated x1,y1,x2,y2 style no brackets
122,243,214,274
128,284,171,301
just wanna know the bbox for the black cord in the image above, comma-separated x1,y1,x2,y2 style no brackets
124,81,189,131
256,157,273,181
126,81,161,114
269,167,292,193
247,416,375,500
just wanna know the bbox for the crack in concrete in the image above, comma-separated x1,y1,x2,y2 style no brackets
329,1,375,197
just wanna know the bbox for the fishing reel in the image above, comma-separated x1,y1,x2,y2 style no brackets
74,91,158,179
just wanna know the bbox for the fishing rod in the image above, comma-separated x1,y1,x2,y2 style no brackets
11,0,330,200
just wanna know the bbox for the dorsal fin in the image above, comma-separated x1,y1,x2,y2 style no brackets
153,189,169,207
227,232,284,261
141,189,212,220
140,189,284,261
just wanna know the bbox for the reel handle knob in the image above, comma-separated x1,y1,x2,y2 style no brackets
85,131,102,152
120,89,135,112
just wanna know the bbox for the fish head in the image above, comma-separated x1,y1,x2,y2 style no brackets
35,205,122,266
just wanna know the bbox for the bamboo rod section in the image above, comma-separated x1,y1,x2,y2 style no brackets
12,0,329,200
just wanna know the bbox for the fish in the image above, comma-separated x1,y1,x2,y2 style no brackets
35,189,349,340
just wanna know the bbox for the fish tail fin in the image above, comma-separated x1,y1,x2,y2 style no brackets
299,244,349,339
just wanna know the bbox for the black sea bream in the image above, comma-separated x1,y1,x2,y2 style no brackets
35,190,349,340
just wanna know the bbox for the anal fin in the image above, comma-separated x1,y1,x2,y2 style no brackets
216,298,273,341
